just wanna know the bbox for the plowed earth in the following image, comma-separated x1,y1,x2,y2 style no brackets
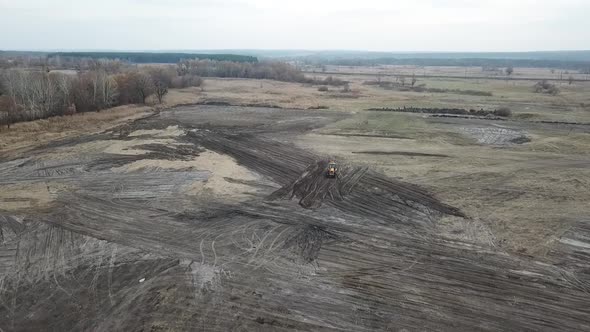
0,106,588,331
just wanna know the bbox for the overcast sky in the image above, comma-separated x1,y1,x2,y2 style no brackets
1,0,589,52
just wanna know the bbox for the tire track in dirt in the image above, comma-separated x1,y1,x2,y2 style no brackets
1,106,589,331
188,130,463,220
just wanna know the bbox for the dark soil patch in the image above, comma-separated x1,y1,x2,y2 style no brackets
322,133,412,140
510,136,532,144
368,106,510,118
352,151,450,157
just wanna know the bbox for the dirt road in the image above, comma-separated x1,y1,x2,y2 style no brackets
0,106,589,331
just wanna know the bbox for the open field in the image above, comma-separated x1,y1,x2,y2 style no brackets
166,73,590,122
307,65,590,81
1,66,590,331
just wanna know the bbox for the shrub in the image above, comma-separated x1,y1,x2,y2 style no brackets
494,107,512,117
318,76,347,86
171,75,203,89
148,67,175,103
317,86,329,92
533,80,559,95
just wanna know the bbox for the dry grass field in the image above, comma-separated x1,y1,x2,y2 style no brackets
0,105,152,156
163,70,590,122
312,64,590,81
296,111,590,256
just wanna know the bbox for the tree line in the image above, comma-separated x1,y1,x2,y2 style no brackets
176,59,347,85
0,66,202,128
49,52,258,64
0,58,345,128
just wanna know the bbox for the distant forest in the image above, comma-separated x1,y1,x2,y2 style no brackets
245,50,590,70
310,57,590,70
2,49,589,70
48,52,258,63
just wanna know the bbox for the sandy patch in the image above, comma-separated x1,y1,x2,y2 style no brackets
128,125,185,138
113,150,264,200
186,150,261,198
0,182,55,211
52,138,180,157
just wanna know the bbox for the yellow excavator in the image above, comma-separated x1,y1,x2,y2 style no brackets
326,161,338,178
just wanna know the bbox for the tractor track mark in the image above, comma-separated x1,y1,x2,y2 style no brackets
0,105,589,331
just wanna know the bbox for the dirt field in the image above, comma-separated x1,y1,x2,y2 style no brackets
1,103,589,331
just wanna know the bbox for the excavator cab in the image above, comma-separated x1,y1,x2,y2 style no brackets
326,161,338,178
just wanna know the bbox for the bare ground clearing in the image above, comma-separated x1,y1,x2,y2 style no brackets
0,105,589,331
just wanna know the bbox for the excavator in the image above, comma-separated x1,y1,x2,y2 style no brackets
326,161,338,178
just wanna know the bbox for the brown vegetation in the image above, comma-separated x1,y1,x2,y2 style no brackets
364,80,493,96
368,106,512,118
176,59,347,86
505,66,514,76
533,80,560,95
1,66,187,128
494,107,512,117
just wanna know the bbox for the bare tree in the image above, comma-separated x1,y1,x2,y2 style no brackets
52,72,73,110
505,66,514,76
95,71,118,109
399,76,406,86
148,67,174,103
2,69,61,121
411,73,417,87
176,60,190,76
1,70,23,127
70,70,118,112
104,75,119,108
568,75,574,85
130,71,154,104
